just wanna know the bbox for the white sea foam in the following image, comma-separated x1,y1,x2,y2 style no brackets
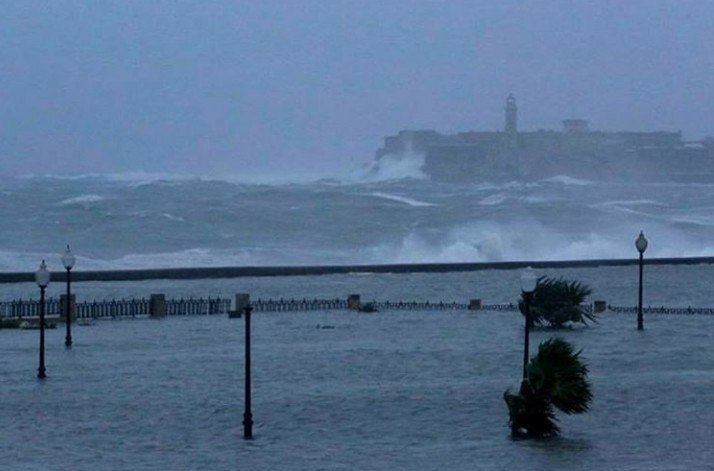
596,199,668,207
361,220,669,264
670,215,714,226
105,249,244,269
370,192,436,207
541,175,594,186
354,152,427,182
590,200,676,223
18,155,426,187
479,194,507,206
58,194,106,206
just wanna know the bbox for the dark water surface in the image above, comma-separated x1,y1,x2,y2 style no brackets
2,266,714,470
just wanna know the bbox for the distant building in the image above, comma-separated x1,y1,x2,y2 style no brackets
562,119,589,134
375,96,713,182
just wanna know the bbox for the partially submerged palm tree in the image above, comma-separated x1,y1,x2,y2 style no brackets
520,277,595,328
504,337,592,438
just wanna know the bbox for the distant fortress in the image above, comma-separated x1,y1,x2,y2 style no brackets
375,95,714,182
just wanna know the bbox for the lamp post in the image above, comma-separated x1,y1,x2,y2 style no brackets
62,245,76,348
35,260,50,379
243,304,254,439
635,231,648,331
520,267,537,379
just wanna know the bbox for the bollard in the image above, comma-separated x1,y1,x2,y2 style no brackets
230,293,250,318
468,299,482,311
149,294,167,318
593,300,607,313
59,294,76,323
347,294,361,310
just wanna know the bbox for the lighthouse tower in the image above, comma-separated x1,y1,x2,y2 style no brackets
504,94,518,149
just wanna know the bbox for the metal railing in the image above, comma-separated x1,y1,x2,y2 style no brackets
166,298,230,316
607,305,714,315
3,297,713,318
76,298,150,319
0,297,228,319
370,300,469,311
251,298,347,312
0,299,61,317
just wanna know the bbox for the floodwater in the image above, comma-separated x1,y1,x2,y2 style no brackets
2,266,714,470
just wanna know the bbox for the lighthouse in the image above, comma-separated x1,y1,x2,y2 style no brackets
504,94,518,149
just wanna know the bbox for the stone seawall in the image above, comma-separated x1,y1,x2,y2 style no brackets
1,256,713,284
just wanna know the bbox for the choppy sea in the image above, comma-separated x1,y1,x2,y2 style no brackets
2,164,714,272
2,167,714,469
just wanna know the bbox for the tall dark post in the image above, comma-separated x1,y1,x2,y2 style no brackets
520,267,537,380
65,267,72,347
637,251,644,331
35,260,50,379
62,245,76,347
38,284,47,379
522,292,532,379
521,267,538,381
243,304,254,439
635,231,648,331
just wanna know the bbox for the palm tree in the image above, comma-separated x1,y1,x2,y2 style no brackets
504,337,592,438
519,277,595,328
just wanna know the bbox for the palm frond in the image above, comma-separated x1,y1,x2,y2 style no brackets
504,338,592,438
528,338,592,414
519,276,595,328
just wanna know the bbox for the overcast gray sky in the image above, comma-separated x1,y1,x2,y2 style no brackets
1,1,712,178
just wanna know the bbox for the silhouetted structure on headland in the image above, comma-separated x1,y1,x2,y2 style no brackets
376,95,714,182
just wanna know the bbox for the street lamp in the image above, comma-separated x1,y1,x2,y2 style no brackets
243,304,254,439
62,245,76,347
35,260,50,379
520,267,537,379
635,231,648,331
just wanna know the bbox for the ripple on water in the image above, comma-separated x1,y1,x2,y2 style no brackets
1,302,713,470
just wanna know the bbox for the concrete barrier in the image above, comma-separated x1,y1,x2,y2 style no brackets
149,294,167,318
347,294,361,310
58,294,76,322
593,300,607,313
4,256,714,284
229,293,250,318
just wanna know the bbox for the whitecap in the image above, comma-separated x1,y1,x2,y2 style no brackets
480,194,507,206
542,175,594,186
58,194,105,206
595,199,668,207
370,192,436,207
351,152,427,183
